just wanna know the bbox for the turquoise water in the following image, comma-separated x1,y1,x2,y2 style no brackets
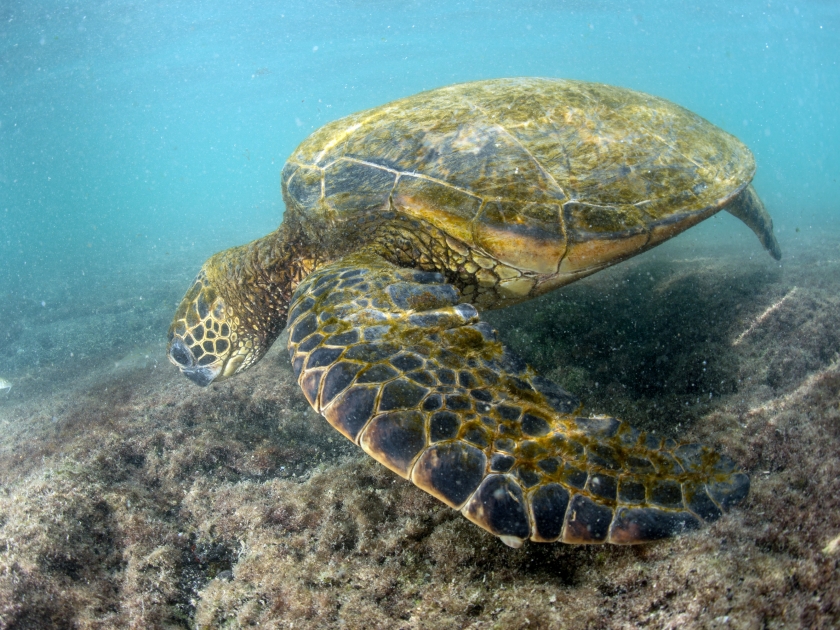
0,0,837,373
2,4,840,624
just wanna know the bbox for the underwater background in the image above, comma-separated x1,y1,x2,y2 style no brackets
1,1,839,628
2,0,838,303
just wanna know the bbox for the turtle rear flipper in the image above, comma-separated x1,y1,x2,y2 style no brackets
725,184,782,260
286,251,749,547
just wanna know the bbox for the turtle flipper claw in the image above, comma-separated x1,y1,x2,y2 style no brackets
286,251,749,546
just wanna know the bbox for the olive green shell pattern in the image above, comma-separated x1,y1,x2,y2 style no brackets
280,78,754,288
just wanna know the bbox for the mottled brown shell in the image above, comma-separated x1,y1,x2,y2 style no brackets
281,78,754,278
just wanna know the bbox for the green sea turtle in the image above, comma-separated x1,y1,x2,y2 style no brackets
168,78,780,547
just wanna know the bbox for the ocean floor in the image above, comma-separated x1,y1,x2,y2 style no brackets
0,227,838,629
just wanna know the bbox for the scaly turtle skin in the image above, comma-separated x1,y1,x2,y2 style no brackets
168,78,780,547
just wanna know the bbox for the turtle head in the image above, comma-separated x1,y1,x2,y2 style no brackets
168,228,312,386
167,270,242,386
167,254,274,386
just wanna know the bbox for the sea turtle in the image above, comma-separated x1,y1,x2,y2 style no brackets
168,78,780,548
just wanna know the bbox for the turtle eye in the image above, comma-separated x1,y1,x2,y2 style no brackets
169,338,194,368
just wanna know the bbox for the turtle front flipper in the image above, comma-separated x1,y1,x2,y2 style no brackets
287,251,749,547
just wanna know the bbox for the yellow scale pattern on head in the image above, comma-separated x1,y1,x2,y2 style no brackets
284,250,749,547
168,273,232,368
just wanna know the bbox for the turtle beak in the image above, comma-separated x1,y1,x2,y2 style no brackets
168,337,222,387
181,365,221,387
